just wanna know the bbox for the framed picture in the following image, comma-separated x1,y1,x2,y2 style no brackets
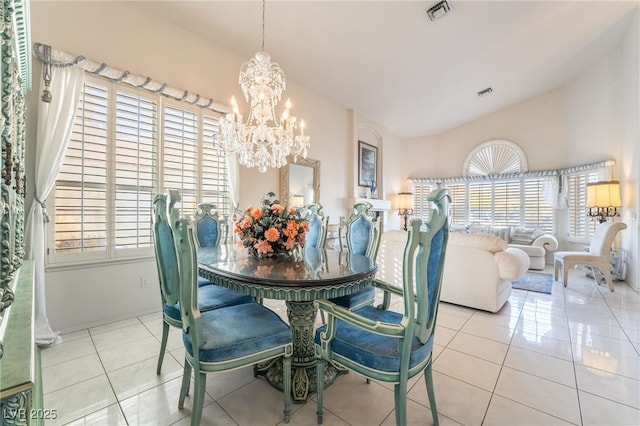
358,141,377,187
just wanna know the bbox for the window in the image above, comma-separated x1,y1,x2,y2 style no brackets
412,140,556,233
49,75,230,265
567,171,599,241
413,178,554,233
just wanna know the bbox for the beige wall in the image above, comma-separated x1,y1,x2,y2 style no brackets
29,1,406,331
620,9,639,290
403,90,566,178
401,12,639,288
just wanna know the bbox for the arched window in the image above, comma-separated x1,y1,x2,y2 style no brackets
463,140,528,176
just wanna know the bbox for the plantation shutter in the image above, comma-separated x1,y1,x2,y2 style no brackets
201,115,231,215
163,105,199,215
568,171,599,239
492,180,521,227
55,81,108,254
523,178,553,233
114,90,157,249
412,183,432,223
468,181,492,224
445,183,467,226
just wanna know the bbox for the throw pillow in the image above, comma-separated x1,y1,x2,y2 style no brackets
510,228,537,245
489,226,511,243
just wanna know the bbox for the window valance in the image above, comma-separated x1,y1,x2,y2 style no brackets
33,42,229,114
409,159,615,184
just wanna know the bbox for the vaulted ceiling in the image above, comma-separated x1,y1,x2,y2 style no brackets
131,1,638,138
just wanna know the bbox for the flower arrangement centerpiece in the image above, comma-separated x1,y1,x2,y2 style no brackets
234,192,308,258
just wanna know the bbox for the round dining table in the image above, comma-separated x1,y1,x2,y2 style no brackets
197,243,377,403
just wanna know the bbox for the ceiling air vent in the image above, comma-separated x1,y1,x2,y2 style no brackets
426,0,452,22
477,87,493,97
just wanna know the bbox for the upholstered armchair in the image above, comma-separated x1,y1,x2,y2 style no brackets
329,202,381,311
315,188,451,426
554,221,627,292
151,191,253,374
172,218,293,425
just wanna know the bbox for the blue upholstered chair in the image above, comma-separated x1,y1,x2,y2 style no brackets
315,189,450,426
193,202,227,287
172,218,293,425
193,202,227,247
329,202,381,311
304,203,329,249
152,191,253,374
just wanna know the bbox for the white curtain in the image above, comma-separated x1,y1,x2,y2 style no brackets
225,152,240,209
542,175,568,209
24,65,84,346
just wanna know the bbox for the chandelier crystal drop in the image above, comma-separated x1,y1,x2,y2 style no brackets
217,2,310,173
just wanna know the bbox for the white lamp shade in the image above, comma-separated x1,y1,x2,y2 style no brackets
586,181,621,208
397,192,414,210
290,195,305,208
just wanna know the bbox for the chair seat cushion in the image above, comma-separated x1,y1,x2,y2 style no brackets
197,276,214,287
163,285,253,321
183,302,291,362
315,305,433,372
328,286,376,310
554,251,599,262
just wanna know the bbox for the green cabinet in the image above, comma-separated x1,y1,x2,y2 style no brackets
0,0,37,424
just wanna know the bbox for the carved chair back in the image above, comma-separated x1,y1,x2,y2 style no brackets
304,203,329,249
339,202,381,258
152,190,182,307
193,203,226,247
589,221,627,258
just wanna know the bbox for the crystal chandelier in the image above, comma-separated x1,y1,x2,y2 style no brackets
217,0,310,173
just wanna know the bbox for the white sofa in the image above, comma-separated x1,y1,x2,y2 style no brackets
454,225,558,270
440,233,530,313
375,231,530,313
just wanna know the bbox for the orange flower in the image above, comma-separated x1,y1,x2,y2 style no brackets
254,239,273,254
299,221,309,232
265,227,280,242
283,238,298,250
284,220,298,239
271,204,285,213
234,227,244,237
288,207,296,215
299,233,306,246
239,217,252,229
251,208,263,219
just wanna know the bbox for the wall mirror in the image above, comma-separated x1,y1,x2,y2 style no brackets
280,156,320,207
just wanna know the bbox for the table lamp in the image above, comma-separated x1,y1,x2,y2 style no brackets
587,181,621,223
397,192,414,231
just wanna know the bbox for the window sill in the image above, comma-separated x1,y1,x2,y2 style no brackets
45,254,155,273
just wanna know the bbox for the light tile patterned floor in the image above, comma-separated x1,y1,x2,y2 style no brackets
40,267,640,425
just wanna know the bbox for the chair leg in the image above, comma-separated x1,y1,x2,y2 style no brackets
178,360,192,409
394,381,408,426
282,353,292,423
601,266,615,292
190,372,207,426
562,262,569,288
157,320,170,374
553,259,559,282
424,363,439,426
316,359,325,424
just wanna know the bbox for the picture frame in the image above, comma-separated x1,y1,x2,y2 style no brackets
358,140,377,187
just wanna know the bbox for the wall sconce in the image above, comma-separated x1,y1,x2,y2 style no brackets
397,192,414,231
587,181,621,223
